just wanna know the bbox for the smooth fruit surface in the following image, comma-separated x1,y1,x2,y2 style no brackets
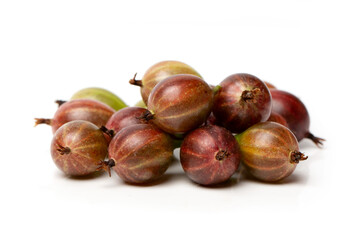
270,89,324,146
50,120,109,176
105,107,149,135
35,99,115,133
130,60,202,105
71,87,127,111
147,74,213,135
108,124,174,184
213,73,272,133
271,90,309,140
235,121,307,182
180,125,241,185
267,112,289,127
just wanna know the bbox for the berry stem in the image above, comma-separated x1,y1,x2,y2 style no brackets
241,88,260,102
55,100,67,107
129,73,143,87
57,144,71,155
100,126,115,138
215,150,230,161
34,118,52,126
306,132,325,148
97,159,116,177
137,110,154,122
290,151,308,163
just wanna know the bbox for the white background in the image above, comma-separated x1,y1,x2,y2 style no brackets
1,0,359,239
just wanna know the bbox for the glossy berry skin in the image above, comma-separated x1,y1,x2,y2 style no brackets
235,122,307,182
270,89,324,146
71,87,127,111
50,120,108,176
108,124,174,184
147,74,213,135
130,60,202,105
105,107,149,135
213,73,272,133
180,125,241,185
267,112,289,127
35,99,115,133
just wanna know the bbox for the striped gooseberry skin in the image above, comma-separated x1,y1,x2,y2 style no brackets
35,99,115,134
105,107,148,136
137,60,202,105
235,122,307,182
50,120,108,176
147,74,213,135
180,125,241,185
108,124,174,184
213,73,272,133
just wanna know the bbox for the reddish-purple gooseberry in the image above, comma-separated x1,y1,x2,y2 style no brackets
235,121,307,182
129,60,202,105
35,99,115,133
108,124,174,184
105,107,149,136
270,89,325,147
267,111,289,127
50,120,113,176
180,125,241,185
213,73,272,133
145,74,213,135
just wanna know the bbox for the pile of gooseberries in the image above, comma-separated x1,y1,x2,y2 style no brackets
35,60,324,185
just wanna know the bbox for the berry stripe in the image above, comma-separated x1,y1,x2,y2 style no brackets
115,133,162,163
112,129,155,158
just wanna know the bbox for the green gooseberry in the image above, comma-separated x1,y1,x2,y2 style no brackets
71,87,127,111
